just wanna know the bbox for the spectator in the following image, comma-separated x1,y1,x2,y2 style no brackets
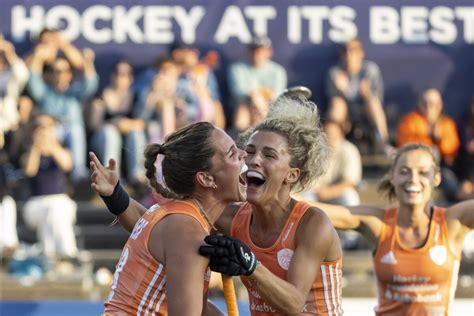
25,28,83,71
301,120,362,206
0,147,19,258
454,96,474,201
21,114,78,260
228,35,287,131
27,45,98,180
326,38,389,151
135,43,225,128
140,58,181,144
397,88,460,201
88,61,146,186
0,35,29,148
299,119,362,250
170,41,225,128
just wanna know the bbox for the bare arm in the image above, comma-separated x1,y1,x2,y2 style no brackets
307,201,386,249
89,151,146,232
446,199,474,238
150,215,210,315
247,210,337,314
57,34,84,70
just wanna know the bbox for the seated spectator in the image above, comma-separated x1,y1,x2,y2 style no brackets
300,120,362,206
0,147,19,258
0,35,29,148
21,114,78,260
228,36,287,131
397,88,460,201
326,38,389,152
454,96,474,201
88,61,146,186
27,45,98,180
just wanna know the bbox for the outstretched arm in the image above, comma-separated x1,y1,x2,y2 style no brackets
89,152,146,232
307,201,386,249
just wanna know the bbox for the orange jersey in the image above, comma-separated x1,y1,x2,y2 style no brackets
104,200,211,315
231,201,343,315
396,112,460,160
373,207,461,316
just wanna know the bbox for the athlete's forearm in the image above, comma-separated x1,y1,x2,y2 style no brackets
246,264,306,315
116,198,147,233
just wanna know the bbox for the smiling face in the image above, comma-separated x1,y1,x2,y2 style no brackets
391,149,441,208
208,128,248,203
244,131,299,205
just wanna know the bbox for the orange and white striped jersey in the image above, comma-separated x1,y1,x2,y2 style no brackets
231,201,343,315
104,200,211,316
373,207,461,316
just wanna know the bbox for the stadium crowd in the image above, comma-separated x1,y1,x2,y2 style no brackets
1,29,473,270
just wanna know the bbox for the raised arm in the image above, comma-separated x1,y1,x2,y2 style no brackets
89,152,146,232
446,199,474,244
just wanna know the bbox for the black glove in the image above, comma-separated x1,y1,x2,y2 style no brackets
199,235,258,276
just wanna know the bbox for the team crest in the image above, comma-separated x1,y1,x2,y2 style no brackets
277,248,294,270
429,245,447,266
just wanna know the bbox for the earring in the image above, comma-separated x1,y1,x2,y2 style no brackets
212,183,218,189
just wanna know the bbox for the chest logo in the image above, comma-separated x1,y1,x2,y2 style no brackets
277,248,294,270
380,251,398,265
429,245,447,266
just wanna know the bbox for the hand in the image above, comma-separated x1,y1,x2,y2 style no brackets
35,44,57,61
89,151,119,196
199,235,258,276
82,48,95,63
334,71,349,93
0,38,15,56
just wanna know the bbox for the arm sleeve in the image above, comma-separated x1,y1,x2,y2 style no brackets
366,61,384,101
27,72,47,102
228,63,249,100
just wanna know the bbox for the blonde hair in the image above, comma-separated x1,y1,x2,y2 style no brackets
378,143,440,201
241,96,329,192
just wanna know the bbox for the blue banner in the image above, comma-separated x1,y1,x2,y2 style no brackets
1,0,473,119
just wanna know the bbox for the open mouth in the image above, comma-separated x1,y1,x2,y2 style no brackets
404,185,421,194
246,170,266,188
239,164,248,186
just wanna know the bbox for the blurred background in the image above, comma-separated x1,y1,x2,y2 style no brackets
0,0,473,315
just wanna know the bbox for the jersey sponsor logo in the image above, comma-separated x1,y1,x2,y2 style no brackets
131,217,149,240
429,245,447,266
380,251,398,265
277,248,294,270
146,204,160,214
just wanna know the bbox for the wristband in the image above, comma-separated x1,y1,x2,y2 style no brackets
100,181,130,216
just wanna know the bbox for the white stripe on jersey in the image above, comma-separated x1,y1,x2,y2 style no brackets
321,265,333,316
137,263,164,316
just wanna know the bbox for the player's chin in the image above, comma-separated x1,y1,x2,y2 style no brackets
237,184,248,202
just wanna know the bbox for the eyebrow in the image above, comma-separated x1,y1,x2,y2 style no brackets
226,145,235,156
246,144,279,154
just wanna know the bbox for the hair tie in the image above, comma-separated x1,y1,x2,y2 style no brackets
158,144,165,155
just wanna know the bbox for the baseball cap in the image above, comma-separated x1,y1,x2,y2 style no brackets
248,36,272,49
